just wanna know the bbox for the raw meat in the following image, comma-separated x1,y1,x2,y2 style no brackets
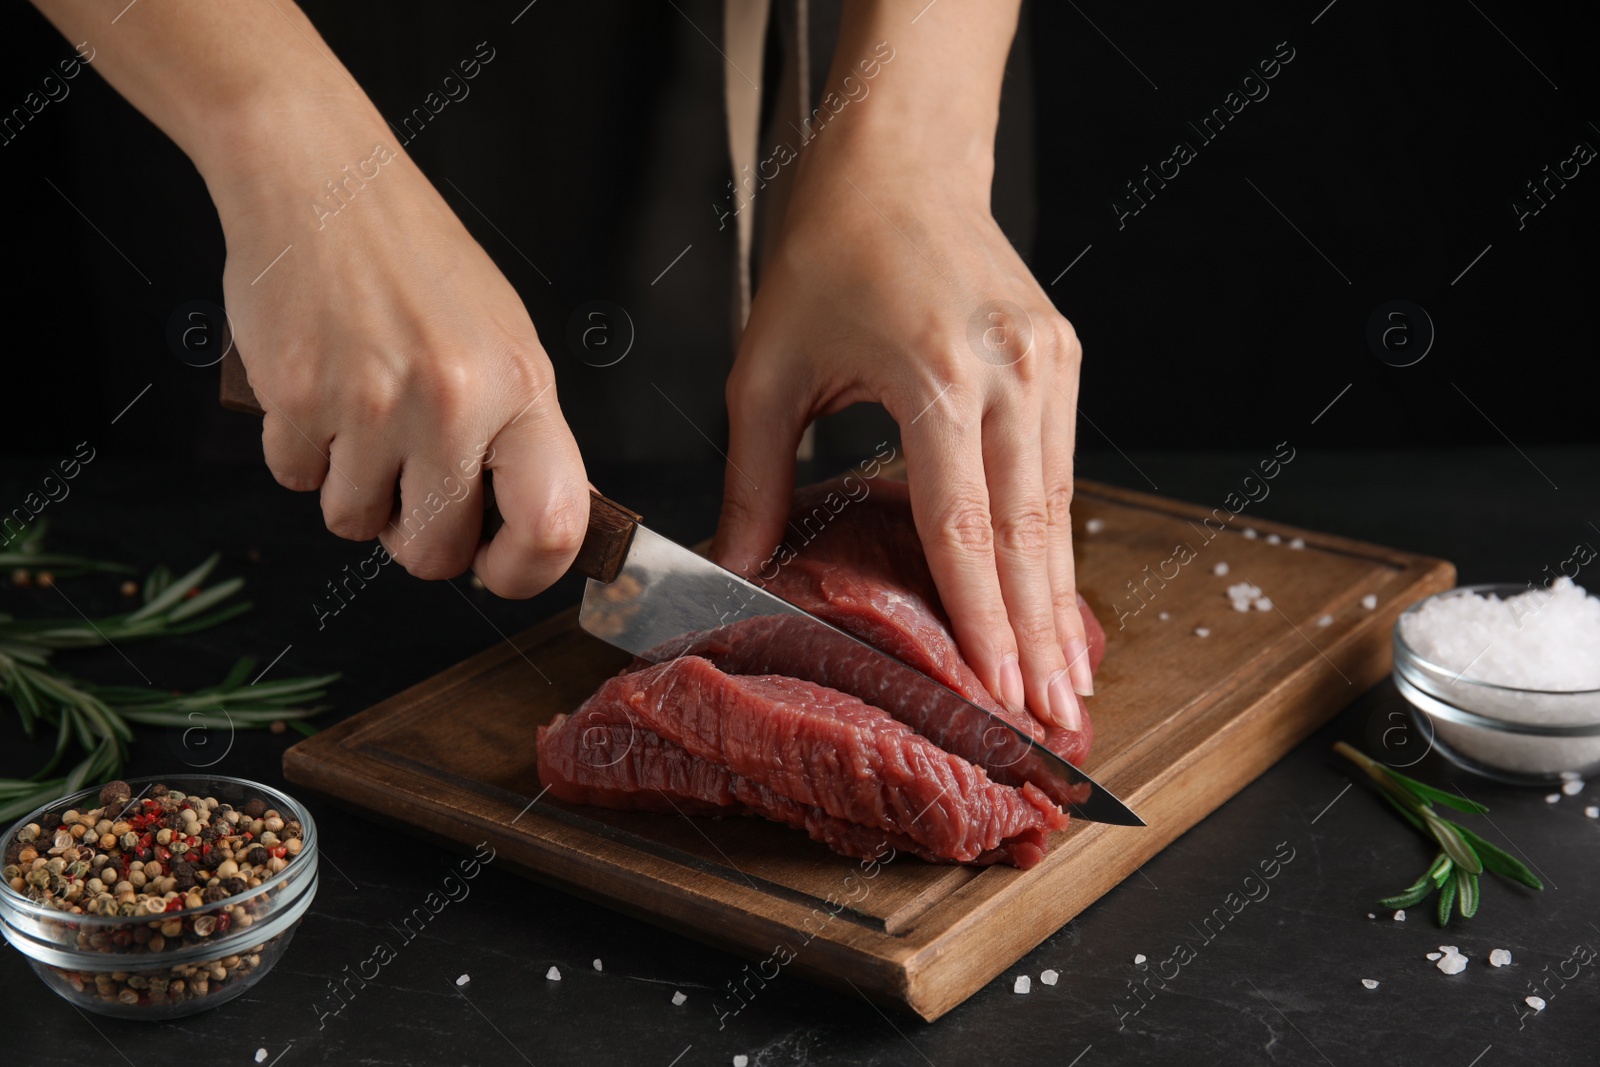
537,656,1067,867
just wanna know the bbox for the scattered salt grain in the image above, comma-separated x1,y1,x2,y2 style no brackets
1194,627,1211,638
1232,599,1252,613
1394,910,1406,921
1437,952,1468,975
1317,614,1334,627
255,1052,268,1065
1243,528,1258,539
1562,779,1584,795
1546,794,1561,804
1439,945,1458,954
1490,949,1512,967
1361,979,1379,990
1254,597,1273,612
1526,995,1546,1011
1289,538,1306,550
672,991,687,1006
1041,969,1059,986
1133,954,1147,965
1158,611,1170,621
1085,518,1106,534
734,1057,749,1067
1586,806,1599,818
455,974,470,986
593,959,603,971
1367,913,1375,919
1361,594,1378,610
1013,975,1032,994
1426,952,1442,961
1213,562,1230,576
1266,533,1282,545
546,966,561,981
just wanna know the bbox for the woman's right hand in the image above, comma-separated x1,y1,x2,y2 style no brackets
211,112,589,598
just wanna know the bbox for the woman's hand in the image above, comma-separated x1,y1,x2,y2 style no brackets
711,153,1091,731
214,113,589,597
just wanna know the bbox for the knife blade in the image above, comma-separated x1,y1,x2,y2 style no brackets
578,522,1145,827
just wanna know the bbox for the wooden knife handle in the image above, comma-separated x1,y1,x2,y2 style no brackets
219,348,641,583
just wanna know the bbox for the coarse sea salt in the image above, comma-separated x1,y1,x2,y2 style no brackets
1526,995,1546,1011
1587,806,1599,818
1085,518,1106,534
1133,954,1147,965
1563,779,1585,795
255,1051,268,1065
1158,612,1171,621
1402,579,1600,690
1361,594,1378,610
1317,614,1334,628
1254,597,1273,612
734,1056,750,1067
546,966,561,981
1394,910,1406,922
455,974,470,986
1243,528,1258,539
1437,952,1468,975
1426,952,1442,961
1361,979,1379,990
1289,538,1306,550
1490,949,1512,967
1041,969,1059,986
593,959,603,971
1214,562,1230,576
672,991,687,1006
1194,627,1211,638
1266,534,1282,545
1014,975,1032,994
1546,794,1561,804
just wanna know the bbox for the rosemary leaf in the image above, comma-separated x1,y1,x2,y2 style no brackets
1382,767,1490,815
1452,824,1544,890
1457,870,1480,918
1436,870,1459,926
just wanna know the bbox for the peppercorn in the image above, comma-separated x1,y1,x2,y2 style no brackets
222,877,247,895
163,812,186,831
149,784,169,798
241,798,267,819
245,846,269,866
40,811,61,831
171,862,198,889
201,885,229,904
99,780,132,809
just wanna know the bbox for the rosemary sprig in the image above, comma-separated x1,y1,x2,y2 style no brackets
1,543,337,823
1334,741,1543,927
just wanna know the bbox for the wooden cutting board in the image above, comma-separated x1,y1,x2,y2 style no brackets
283,478,1453,1021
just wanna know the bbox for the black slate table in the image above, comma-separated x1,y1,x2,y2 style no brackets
2,446,1597,1067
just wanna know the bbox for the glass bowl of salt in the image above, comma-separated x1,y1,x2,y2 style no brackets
1393,578,1600,785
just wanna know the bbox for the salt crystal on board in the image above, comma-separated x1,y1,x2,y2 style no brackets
1317,614,1334,627
672,991,687,1006
1232,600,1251,613
1266,534,1282,545
1526,995,1546,1011
1041,969,1059,986
1437,953,1468,975
1014,975,1032,994
1085,518,1106,534
1361,594,1378,610
1243,528,1258,539
1254,597,1273,612
1158,612,1170,621
1426,952,1442,961
1361,979,1379,990
1289,538,1306,550
455,974,470,986
1394,910,1406,921
546,966,561,981
1562,779,1584,795
255,1052,268,1065
734,1057,749,1067
1194,627,1211,638
1133,954,1146,965
1490,949,1512,967
1213,562,1230,576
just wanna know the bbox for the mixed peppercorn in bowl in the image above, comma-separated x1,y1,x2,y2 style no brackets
0,774,318,1019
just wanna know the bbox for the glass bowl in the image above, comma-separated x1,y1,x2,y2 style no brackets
1393,583,1600,785
0,774,318,1019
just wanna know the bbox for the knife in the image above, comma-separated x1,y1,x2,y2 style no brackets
220,355,1143,826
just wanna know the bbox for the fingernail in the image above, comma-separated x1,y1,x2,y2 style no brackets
999,654,1025,714
1064,636,1094,697
1048,669,1083,731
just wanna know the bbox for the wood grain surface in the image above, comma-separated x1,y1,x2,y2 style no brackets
283,478,1454,1020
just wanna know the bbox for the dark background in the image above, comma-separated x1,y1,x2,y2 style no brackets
1,0,1595,470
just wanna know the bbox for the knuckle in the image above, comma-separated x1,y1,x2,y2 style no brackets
527,485,588,561
1049,316,1083,366
994,505,1050,555
324,507,379,543
932,495,995,556
1044,482,1075,526
1011,611,1060,652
